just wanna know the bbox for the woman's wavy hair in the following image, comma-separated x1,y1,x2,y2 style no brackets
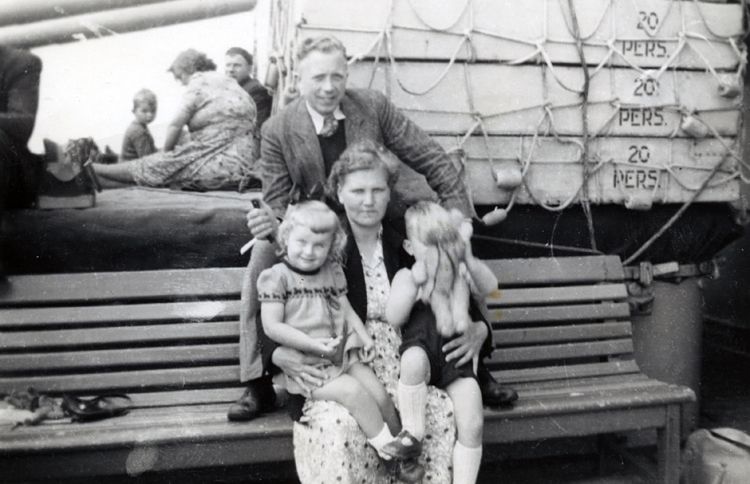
168,49,216,77
276,200,347,266
326,140,400,199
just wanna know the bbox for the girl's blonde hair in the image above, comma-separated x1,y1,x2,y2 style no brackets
277,200,347,266
405,201,468,335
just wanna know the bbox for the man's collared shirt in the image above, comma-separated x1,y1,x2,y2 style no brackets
305,102,346,135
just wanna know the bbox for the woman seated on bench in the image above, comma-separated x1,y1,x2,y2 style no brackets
271,141,492,483
92,49,257,191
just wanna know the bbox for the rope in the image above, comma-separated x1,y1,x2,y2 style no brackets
283,0,747,261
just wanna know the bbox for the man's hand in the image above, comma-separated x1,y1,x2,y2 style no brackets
272,346,328,396
442,319,488,367
246,200,278,240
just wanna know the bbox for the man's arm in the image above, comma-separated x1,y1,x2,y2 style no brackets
259,118,293,219
0,50,41,144
371,90,473,217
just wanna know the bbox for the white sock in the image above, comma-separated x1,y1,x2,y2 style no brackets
452,441,482,484
398,380,427,440
367,423,395,459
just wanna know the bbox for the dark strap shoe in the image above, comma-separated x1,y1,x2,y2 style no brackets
227,376,276,422
477,363,519,407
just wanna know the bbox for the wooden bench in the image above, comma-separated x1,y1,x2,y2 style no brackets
0,256,694,482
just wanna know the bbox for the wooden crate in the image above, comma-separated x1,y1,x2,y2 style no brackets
348,61,741,137
299,0,743,69
432,135,740,205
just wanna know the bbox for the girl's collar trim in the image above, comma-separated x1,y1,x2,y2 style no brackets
283,259,321,276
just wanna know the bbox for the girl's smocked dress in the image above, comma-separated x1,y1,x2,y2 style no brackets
293,238,455,484
257,261,361,396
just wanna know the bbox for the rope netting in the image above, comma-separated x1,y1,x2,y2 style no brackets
274,0,748,260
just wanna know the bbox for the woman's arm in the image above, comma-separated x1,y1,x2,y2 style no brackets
261,301,341,357
163,106,192,151
272,346,328,394
385,268,419,328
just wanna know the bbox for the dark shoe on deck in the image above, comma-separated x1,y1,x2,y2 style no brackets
227,376,276,422
477,364,518,407
380,429,422,460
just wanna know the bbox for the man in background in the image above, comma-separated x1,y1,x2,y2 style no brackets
225,47,272,136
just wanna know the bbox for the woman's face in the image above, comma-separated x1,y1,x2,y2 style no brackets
337,167,391,230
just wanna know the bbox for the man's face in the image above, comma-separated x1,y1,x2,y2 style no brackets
297,49,347,115
224,54,251,82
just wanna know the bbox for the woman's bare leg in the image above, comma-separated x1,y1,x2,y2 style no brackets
92,161,136,184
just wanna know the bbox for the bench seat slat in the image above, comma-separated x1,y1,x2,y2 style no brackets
1,321,239,350
0,344,239,373
488,302,630,325
0,300,241,328
489,339,634,364
0,409,293,452
493,322,632,346
0,268,244,306
491,360,640,384
487,284,628,307
0,365,242,394
485,256,625,286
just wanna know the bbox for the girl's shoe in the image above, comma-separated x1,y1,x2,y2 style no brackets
384,457,425,483
380,429,422,460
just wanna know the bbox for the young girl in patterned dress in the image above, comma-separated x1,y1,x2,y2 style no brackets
257,200,424,478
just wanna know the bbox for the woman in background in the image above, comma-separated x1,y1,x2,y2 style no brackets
93,48,257,191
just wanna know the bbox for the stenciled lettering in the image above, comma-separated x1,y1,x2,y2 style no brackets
634,77,660,97
620,40,668,58
613,168,659,189
618,107,666,127
636,11,660,31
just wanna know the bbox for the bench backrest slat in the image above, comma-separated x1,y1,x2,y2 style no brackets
0,301,241,328
494,321,632,345
0,268,245,305
1,322,238,350
489,302,630,325
485,256,637,382
486,255,624,286
0,344,238,373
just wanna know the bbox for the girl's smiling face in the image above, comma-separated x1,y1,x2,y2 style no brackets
285,224,333,272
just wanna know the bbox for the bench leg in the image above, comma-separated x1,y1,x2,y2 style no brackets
656,404,681,484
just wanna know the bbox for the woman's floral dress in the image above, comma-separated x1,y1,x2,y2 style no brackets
293,239,455,484
131,71,256,190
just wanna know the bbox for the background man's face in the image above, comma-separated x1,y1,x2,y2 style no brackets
224,54,251,82
297,49,347,115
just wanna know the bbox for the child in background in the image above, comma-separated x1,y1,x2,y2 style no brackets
386,201,499,484
256,201,424,480
120,89,157,161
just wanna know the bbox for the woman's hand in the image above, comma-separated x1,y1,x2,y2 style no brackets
246,200,278,240
272,346,328,395
358,336,376,363
442,319,488,367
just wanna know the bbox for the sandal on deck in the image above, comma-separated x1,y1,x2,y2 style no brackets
61,394,132,423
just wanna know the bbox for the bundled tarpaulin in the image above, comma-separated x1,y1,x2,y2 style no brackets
0,0,257,48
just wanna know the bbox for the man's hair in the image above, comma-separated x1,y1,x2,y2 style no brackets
296,35,347,63
326,140,399,198
276,200,347,265
132,88,157,111
225,47,253,66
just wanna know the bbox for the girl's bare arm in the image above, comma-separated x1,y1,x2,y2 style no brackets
385,268,420,328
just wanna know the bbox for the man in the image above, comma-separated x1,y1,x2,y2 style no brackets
227,36,517,422
0,46,43,213
224,47,272,131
